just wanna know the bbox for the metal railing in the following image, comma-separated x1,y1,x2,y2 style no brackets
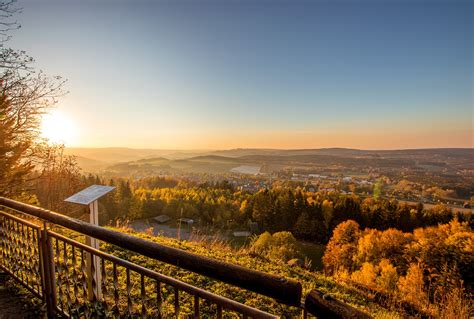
0,197,297,318
0,197,372,318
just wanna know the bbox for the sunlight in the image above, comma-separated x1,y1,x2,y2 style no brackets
41,110,77,145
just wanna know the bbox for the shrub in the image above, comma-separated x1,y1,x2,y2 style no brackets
250,231,273,255
267,231,299,262
250,231,300,262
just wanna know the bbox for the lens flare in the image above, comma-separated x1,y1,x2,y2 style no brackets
40,110,77,145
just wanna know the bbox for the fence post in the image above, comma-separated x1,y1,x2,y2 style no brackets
40,222,57,318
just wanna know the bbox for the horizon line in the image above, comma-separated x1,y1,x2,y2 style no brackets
64,146,474,152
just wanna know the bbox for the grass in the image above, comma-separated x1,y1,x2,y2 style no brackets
102,225,400,318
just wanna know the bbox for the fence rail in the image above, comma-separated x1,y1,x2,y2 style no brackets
0,196,372,318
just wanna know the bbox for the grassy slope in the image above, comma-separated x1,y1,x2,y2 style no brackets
103,227,400,318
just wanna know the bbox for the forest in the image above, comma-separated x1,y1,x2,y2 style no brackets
322,219,472,317
60,175,468,244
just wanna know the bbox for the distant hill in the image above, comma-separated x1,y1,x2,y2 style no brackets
73,155,107,172
210,147,474,158
66,147,474,174
64,147,212,166
185,155,241,163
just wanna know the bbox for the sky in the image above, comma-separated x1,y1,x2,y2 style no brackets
9,0,473,149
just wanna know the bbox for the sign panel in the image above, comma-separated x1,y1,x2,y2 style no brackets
64,185,115,205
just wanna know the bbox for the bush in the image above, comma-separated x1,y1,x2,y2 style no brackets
250,231,273,255
250,231,300,262
268,231,299,261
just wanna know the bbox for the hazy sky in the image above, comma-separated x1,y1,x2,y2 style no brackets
10,0,473,149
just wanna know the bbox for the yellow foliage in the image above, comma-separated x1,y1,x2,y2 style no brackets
397,263,428,308
351,262,378,287
250,231,300,262
323,220,361,274
436,285,472,319
376,259,398,292
250,231,273,255
354,229,381,264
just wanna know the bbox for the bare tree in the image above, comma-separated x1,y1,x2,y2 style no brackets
0,0,69,199
0,0,20,44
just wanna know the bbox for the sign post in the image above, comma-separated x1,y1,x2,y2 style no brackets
65,185,115,300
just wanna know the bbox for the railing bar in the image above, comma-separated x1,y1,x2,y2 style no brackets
35,228,44,298
12,219,17,282
217,304,223,319
80,249,89,318
27,225,33,291
20,222,26,286
63,241,72,313
18,221,25,285
28,226,34,292
91,250,97,303
141,273,147,318
20,223,25,286
126,268,132,316
194,295,199,319
101,257,109,313
174,287,180,318
55,237,63,312
9,219,14,277
71,245,79,312
0,210,41,229
156,281,162,319
16,220,22,284
41,222,57,317
113,263,119,315
25,224,32,291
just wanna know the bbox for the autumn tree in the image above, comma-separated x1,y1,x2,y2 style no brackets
397,263,428,308
323,220,361,274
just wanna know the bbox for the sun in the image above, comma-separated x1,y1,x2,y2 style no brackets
41,110,77,145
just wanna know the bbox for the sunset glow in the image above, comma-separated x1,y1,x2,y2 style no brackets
41,110,77,145
12,0,472,150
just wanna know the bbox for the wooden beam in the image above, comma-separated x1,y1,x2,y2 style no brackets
305,289,372,319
